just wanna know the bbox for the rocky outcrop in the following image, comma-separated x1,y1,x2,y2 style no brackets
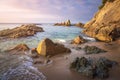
83,45,106,54
0,24,44,39
74,22,84,28
37,38,71,56
10,44,29,51
83,0,120,42
54,20,71,26
71,36,86,44
70,57,117,79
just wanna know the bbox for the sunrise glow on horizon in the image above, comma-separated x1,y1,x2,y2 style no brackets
0,0,101,23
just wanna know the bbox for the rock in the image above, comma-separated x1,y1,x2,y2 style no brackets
72,46,82,50
0,24,44,39
37,38,71,56
83,45,106,54
83,0,120,42
70,57,117,79
74,22,84,28
31,48,37,53
54,20,71,26
10,44,29,51
71,36,86,44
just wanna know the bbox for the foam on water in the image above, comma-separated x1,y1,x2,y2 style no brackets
83,36,96,41
54,39,67,43
1,55,46,80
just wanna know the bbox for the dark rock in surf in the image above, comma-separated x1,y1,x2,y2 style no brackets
70,57,117,79
83,45,106,54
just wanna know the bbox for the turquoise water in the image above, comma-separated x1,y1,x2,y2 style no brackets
0,23,95,51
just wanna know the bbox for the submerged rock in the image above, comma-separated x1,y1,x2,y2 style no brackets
0,24,44,39
9,44,29,51
83,45,106,54
37,38,71,56
71,36,86,44
70,57,117,79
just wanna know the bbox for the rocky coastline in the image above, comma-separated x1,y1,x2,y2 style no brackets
83,0,120,42
0,24,44,39
0,0,120,80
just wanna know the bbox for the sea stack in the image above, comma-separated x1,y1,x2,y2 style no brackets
54,20,71,26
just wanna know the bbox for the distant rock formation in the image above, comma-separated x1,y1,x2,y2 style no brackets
71,36,86,44
54,20,71,26
37,38,71,56
74,22,84,28
0,24,44,39
83,0,120,42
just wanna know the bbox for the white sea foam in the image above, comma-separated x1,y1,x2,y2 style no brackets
83,37,96,41
54,39,66,43
1,55,46,80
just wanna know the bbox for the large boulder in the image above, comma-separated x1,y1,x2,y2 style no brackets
37,38,71,56
0,24,44,39
83,0,120,42
70,57,117,79
71,36,86,44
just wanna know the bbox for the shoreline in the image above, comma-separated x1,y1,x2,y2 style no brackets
0,24,120,80
35,40,120,80
0,37,120,80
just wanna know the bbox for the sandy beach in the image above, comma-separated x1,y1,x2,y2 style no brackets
34,40,120,80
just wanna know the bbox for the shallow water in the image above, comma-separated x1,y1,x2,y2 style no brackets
0,23,95,51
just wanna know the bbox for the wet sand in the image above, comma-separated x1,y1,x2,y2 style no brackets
36,40,120,80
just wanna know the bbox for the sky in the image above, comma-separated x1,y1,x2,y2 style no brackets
0,0,101,23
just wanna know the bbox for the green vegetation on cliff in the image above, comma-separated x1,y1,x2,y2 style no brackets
99,0,114,9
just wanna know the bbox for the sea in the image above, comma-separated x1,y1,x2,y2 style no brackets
0,23,95,51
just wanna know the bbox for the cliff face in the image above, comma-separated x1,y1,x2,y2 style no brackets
83,0,120,42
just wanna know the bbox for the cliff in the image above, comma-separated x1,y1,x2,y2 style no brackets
83,0,120,42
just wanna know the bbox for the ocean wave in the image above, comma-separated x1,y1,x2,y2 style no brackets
83,37,96,41
1,55,46,80
54,39,67,43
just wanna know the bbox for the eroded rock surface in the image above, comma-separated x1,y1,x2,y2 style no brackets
37,38,71,56
70,57,117,79
0,24,44,39
83,0,120,42
83,45,106,54
71,36,86,44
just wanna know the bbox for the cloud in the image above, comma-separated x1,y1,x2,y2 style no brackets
0,0,101,23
